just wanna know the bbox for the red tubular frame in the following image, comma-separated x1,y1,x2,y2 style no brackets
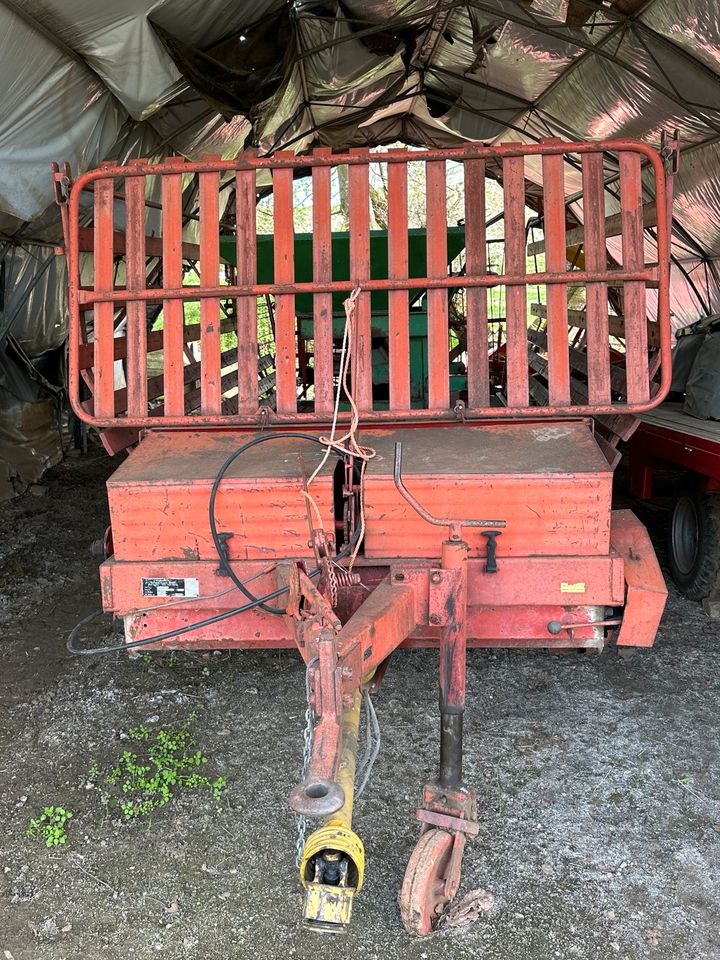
61,139,672,430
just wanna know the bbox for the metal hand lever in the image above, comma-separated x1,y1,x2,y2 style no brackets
216,532,233,577
481,531,500,573
393,442,505,541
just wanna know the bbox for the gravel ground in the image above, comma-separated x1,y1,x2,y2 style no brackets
0,450,718,960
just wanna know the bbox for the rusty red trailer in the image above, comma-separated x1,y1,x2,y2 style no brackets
56,138,672,935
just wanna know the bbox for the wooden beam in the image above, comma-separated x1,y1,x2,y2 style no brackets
527,327,628,395
77,317,237,370
527,202,657,256
530,302,661,348
77,227,214,263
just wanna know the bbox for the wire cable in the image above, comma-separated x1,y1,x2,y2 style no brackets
67,516,364,656
355,690,381,799
66,583,292,657
208,432,346,615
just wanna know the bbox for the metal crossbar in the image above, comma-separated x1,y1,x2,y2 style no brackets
58,139,672,430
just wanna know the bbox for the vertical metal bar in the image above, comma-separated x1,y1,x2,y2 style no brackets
273,156,297,415
125,171,147,418
438,540,467,787
463,158,489,409
348,149,372,412
236,165,259,415
503,155,529,408
582,152,611,404
93,176,115,418
542,151,570,406
620,151,649,404
199,169,221,415
387,159,410,411
161,166,185,416
312,148,334,416
426,159,449,411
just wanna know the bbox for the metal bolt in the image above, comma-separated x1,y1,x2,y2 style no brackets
394,572,405,581
341,666,353,679
430,572,441,584
430,613,441,625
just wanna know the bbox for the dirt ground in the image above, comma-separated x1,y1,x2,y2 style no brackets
0,449,718,960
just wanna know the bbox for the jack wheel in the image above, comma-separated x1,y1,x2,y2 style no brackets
399,828,462,936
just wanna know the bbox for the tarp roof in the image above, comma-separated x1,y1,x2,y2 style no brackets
2,0,720,348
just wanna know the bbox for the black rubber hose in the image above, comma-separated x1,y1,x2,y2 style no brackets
208,432,344,615
68,509,363,656
66,583,291,656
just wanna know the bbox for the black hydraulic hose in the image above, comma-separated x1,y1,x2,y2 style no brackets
208,432,345,615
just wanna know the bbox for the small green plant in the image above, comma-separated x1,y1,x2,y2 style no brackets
26,806,73,847
97,715,227,821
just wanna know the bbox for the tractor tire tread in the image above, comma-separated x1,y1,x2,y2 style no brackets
668,487,720,601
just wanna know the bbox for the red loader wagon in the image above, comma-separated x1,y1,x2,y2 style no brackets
55,139,672,935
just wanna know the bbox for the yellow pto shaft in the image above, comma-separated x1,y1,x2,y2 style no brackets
299,688,365,932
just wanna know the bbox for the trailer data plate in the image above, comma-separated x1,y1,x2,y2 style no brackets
142,577,199,598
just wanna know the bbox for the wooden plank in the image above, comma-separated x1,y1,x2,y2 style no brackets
530,303,660,348
112,345,241,415
78,226,206,262
528,328,627,395
78,318,237,369
464,158,490,408
387,159,410,410
527,201,658,256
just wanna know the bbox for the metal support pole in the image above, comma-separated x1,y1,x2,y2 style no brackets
438,539,468,788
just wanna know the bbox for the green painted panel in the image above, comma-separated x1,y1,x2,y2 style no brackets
219,226,466,316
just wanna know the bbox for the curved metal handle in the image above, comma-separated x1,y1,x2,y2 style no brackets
393,442,505,541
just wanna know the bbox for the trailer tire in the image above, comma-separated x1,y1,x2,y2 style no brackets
667,486,720,600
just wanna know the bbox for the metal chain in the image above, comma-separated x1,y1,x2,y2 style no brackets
295,656,318,867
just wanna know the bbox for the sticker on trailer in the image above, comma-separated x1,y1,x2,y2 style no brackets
560,581,586,594
141,577,200,598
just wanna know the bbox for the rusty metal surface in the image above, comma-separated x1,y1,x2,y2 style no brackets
364,422,610,477
610,509,668,647
61,139,672,430
362,423,612,559
107,431,334,562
